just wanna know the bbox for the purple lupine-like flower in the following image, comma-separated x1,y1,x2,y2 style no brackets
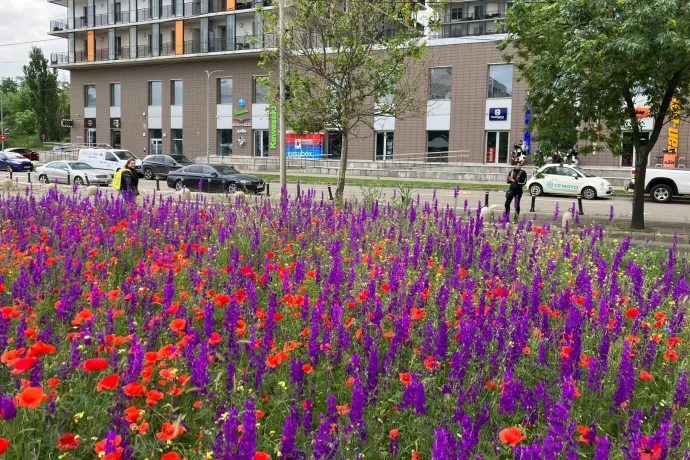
674,371,689,409
609,205,615,221
0,394,17,420
401,373,426,415
238,400,256,460
432,425,458,459
280,407,299,459
553,202,560,221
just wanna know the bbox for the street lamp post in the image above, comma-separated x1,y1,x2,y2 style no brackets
278,0,287,188
1,91,4,151
205,69,225,164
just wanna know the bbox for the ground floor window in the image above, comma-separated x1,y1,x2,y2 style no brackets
171,129,183,155
85,129,97,146
218,130,233,156
486,131,510,164
111,130,121,149
427,131,449,163
327,131,342,160
254,130,269,157
375,131,394,161
621,132,651,167
149,129,162,155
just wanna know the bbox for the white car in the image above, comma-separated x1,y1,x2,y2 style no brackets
626,167,690,203
77,148,143,176
526,164,612,200
35,161,113,186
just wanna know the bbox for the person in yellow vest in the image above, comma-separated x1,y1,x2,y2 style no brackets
119,159,139,201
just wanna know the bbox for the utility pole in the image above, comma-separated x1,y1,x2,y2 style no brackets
1,91,4,151
279,0,287,188
205,70,225,164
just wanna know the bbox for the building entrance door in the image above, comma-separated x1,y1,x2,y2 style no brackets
254,130,269,157
486,131,510,164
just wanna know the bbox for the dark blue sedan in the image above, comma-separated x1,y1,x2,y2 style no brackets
0,151,34,172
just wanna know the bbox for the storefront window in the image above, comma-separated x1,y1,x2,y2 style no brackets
218,130,233,156
111,129,121,149
375,132,394,161
429,67,452,100
427,131,449,163
486,131,510,163
488,64,513,98
171,129,183,154
254,130,269,157
85,129,97,146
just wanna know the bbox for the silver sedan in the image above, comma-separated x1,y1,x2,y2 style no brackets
35,161,113,186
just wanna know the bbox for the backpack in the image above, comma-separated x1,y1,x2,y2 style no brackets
112,169,126,190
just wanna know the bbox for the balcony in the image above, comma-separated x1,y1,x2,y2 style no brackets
49,34,275,66
49,0,272,33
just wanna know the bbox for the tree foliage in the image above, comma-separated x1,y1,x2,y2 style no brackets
23,47,61,142
501,0,690,229
260,0,430,201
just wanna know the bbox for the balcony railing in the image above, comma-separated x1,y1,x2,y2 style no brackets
49,34,274,65
49,1,273,33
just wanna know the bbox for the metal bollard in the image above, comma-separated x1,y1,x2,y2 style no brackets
27,172,31,183
577,194,584,216
8,170,12,180
266,183,270,196
67,172,71,185
327,184,334,201
207,178,212,193
155,176,161,191
297,182,301,197
85,175,90,186
530,193,536,213
484,190,489,207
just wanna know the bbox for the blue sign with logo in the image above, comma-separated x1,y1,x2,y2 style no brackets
524,108,532,154
489,108,508,121
238,99,246,108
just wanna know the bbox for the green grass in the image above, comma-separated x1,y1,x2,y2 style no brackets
253,174,508,190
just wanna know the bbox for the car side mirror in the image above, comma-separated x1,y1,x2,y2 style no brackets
572,174,579,179
211,172,219,177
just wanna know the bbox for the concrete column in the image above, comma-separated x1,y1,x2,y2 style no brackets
152,23,161,56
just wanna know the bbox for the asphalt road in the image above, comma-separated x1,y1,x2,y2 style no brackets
2,170,690,226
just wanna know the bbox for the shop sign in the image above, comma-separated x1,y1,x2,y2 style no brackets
486,147,495,163
489,108,507,121
61,119,74,128
237,136,246,147
269,106,277,149
111,118,121,129
233,117,251,127
635,107,650,118
524,108,532,154
665,98,681,168
234,109,249,116
85,118,97,128
236,129,247,134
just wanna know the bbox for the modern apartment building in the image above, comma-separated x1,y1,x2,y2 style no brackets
48,0,685,168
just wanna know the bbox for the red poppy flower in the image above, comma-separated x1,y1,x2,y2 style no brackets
389,429,400,439
84,358,109,372
107,290,120,301
639,370,653,381
208,332,223,345
336,403,349,415
57,433,80,451
97,374,120,392
170,319,186,332
625,308,640,318
664,349,679,361
28,341,56,358
410,308,426,321
381,283,390,293
667,337,681,348
11,357,37,375
95,435,122,455
213,294,231,307
147,389,164,406
302,364,313,374
16,387,48,409
123,383,147,397
161,453,182,460
47,377,60,388
156,422,185,441
0,437,9,454
125,406,143,423
499,426,526,447
1,348,25,366
424,356,434,370
345,377,355,388
399,373,412,387
577,426,593,444
252,453,271,460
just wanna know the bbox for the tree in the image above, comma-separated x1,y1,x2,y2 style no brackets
501,0,690,229
260,0,430,202
0,78,19,94
23,47,60,142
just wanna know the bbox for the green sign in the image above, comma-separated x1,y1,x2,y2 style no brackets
269,106,277,149
234,109,249,116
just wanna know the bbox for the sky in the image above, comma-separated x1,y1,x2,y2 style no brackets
0,0,69,82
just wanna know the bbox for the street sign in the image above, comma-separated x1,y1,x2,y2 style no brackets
2,127,8,136
41,133,46,142
0,135,7,142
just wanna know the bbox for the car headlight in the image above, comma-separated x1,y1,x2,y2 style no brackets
240,180,250,184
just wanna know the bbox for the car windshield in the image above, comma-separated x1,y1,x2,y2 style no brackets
571,166,596,177
114,151,137,161
213,165,240,175
170,155,194,164
68,162,94,170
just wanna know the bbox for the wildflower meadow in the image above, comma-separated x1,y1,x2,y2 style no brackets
0,188,688,459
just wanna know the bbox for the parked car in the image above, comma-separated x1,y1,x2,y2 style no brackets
526,164,613,200
142,154,194,180
3,148,39,162
626,167,690,203
35,161,113,186
166,164,266,194
0,152,34,172
78,148,143,176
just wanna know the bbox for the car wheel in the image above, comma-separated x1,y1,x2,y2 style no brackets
582,187,597,200
38,175,49,184
73,176,84,185
143,168,154,180
529,183,543,196
650,184,673,203
174,180,184,191
228,183,238,194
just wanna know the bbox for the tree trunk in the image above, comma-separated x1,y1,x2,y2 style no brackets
335,129,349,204
631,148,648,230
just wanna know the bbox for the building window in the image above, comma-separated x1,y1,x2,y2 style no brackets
488,64,513,98
427,131,449,163
485,131,510,163
171,129,183,154
171,80,183,106
218,130,233,156
375,132,394,161
451,7,462,20
254,130,269,157
148,81,162,106
253,77,269,104
85,129,97,145
85,85,97,108
111,129,121,149
429,67,452,100
110,83,121,107
217,78,233,104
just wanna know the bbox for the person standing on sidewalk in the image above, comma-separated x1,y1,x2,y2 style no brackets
505,163,527,217
119,159,140,201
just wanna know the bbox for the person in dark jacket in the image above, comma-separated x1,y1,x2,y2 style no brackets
505,163,527,216
120,159,139,200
